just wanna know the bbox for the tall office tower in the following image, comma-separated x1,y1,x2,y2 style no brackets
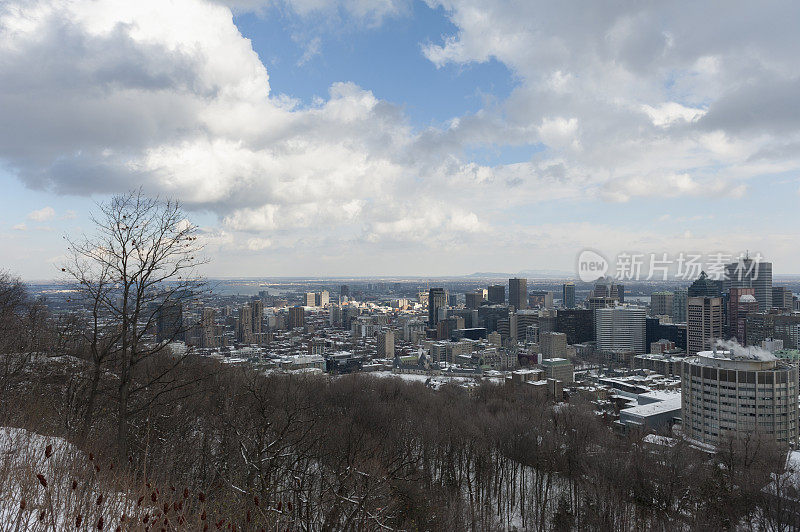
562,282,576,308
672,289,688,323
450,308,477,328
593,281,609,298
488,284,505,304
251,298,264,338
681,350,798,446
773,286,793,310
614,284,625,304
237,305,253,344
729,287,757,344
509,278,528,310
376,330,395,358
515,309,539,340
437,316,465,340
774,315,800,349
341,306,360,330
315,290,330,307
650,292,674,317
724,257,772,311
541,331,567,359
340,285,350,298
592,278,623,302
745,313,776,347
428,288,447,327
288,306,305,329
687,296,723,354
496,315,517,341
156,302,183,343
496,317,510,339
688,271,722,297
305,292,316,307
478,304,510,333
556,309,594,344
587,296,615,312
595,307,646,354
508,313,518,341
538,310,557,334
529,290,553,308
328,305,342,327
199,307,217,348
465,291,484,310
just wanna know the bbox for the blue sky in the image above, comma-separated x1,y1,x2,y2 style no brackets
1,0,799,279
235,2,517,128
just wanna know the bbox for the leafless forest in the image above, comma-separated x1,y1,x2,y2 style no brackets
1,273,799,531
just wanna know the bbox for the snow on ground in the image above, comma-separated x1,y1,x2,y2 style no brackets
367,370,502,390
0,427,136,530
370,371,433,383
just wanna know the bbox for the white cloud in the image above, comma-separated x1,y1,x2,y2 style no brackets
297,36,321,65
12,223,26,231
246,237,272,251
422,0,800,202
641,102,706,128
1,0,799,275
27,207,55,222
601,173,747,203
536,117,580,151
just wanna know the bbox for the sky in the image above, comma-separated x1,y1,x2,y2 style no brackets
1,0,799,280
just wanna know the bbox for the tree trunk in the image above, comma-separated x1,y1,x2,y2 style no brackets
79,362,102,445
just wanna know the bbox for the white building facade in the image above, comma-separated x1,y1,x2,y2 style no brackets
596,307,646,354
681,350,799,446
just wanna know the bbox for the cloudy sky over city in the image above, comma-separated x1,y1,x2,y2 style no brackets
1,0,799,279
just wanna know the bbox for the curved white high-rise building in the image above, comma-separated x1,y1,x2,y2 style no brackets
681,350,798,446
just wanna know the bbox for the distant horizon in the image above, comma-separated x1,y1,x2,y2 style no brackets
22,272,800,285
2,1,800,279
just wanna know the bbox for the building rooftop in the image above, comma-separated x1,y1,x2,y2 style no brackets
690,349,783,370
541,358,571,366
620,395,682,419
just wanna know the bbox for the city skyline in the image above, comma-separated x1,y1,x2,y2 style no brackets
2,1,800,279
4,3,800,527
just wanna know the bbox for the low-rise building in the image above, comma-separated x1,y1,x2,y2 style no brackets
540,357,574,383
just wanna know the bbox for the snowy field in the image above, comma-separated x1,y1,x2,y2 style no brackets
0,427,136,530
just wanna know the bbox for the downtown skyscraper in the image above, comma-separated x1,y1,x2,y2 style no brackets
508,278,527,310
724,257,773,311
428,288,447,327
562,282,576,308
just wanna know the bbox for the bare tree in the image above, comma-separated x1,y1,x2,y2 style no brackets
63,189,206,455
0,272,41,405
